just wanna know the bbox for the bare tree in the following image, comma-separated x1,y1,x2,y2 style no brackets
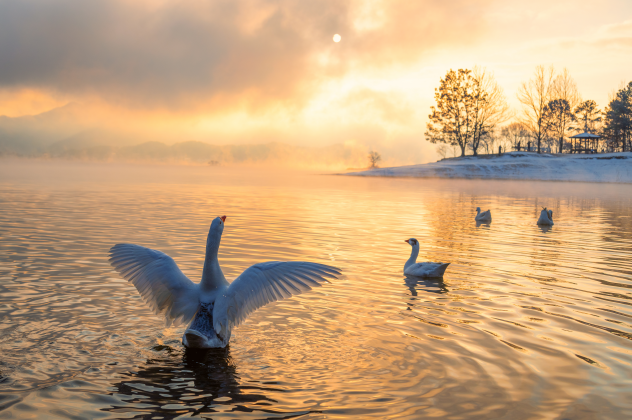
426,68,509,157
501,122,530,151
436,144,449,159
451,145,459,157
518,65,555,153
425,69,476,157
496,127,514,152
470,67,511,155
549,68,580,153
551,68,581,109
368,151,382,169
477,130,499,154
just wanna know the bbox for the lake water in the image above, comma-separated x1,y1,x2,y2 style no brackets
1,160,632,419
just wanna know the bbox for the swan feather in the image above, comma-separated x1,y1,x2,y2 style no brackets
212,261,340,339
109,244,200,327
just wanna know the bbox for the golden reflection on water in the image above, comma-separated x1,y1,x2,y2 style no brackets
1,161,632,419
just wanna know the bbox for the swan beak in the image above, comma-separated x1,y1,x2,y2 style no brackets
404,239,409,244
220,215,227,222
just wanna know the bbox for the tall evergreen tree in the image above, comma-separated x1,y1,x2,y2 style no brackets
603,83,632,152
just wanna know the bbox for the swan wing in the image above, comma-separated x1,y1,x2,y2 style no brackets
109,244,200,327
213,261,341,336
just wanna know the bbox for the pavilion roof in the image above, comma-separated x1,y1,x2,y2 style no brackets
570,132,601,139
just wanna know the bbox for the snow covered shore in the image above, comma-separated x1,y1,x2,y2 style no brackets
345,152,632,183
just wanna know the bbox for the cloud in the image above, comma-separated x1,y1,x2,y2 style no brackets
592,19,632,49
598,19,632,37
337,88,416,125
0,0,491,112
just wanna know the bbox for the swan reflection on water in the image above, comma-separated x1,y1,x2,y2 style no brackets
538,224,553,233
103,346,278,418
404,275,448,300
476,220,491,228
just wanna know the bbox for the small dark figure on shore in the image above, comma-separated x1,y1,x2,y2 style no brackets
528,141,531,152
517,141,521,151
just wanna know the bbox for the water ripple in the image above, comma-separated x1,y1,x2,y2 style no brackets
1,164,632,418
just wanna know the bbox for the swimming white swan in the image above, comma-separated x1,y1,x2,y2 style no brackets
109,216,341,348
404,238,450,277
475,207,492,223
537,208,554,225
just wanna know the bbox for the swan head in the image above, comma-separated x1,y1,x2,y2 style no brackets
208,216,227,242
476,207,481,213
405,238,419,247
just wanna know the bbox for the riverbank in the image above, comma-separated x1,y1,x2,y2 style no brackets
345,151,632,183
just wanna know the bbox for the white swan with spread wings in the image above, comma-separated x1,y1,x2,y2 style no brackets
109,216,341,348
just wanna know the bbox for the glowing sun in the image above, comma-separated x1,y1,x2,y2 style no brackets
333,34,341,43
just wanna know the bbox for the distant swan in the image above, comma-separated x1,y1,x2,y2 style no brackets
109,216,341,348
537,208,554,225
475,207,492,223
404,238,450,277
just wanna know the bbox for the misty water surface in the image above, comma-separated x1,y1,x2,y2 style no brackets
1,160,632,419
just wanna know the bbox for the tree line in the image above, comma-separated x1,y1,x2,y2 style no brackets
426,65,632,157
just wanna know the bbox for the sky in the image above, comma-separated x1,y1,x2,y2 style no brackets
0,0,631,165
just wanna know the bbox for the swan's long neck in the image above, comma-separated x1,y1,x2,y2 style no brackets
476,208,481,215
201,230,224,291
405,244,419,270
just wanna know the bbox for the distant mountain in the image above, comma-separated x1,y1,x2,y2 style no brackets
0,138,368,168
0,133,368,169
119,141,368,168
0,105,370,169
0,103,89,146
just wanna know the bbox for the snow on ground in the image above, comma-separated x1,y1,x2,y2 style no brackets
345,152,632,183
